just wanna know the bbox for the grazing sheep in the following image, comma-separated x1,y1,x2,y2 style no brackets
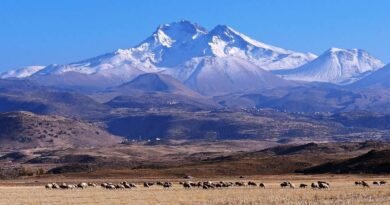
163,182,172,189
289,183,296,189
300,184,308,188
311,182,319,189
380,181,387,185
318,181,330,189
52,183,60,189
60,183,68,189
318,183,329,189
115,184,125,189
144,182,150,188
373,181,379,185
45,184,53,189
67,184,76,189
235,182,245,187
362,181,370,188
88,182,97,187
77,182,88,189
106,184,116,189
122,182,131,188
129,183,137,188
259,183,265,188
147,182,155,186
355,181,362,186
280,181,290,188
248,181,257,186
183,182,191,189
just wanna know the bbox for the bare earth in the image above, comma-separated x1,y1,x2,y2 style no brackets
1,175,389,205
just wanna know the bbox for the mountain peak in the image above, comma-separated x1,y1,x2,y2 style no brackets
151,20,207,47
276,48,384,84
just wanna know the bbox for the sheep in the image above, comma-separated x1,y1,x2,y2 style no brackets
59,183,68,189
163,182,172,189
144,182,150,188
248,181,257,186
67,184,76,189
299,184,308,188
289,183,296,189
362,181,370,188
129,183,137,188
77,182,88,189
88,182,97,187
280,181,290,188
373,181,379,185
121,182,131,188
380,181,387,185
45,184,53,189
115,184,125,189
52,183,60,189
318,183,329,189
147,182,155,186
235,182,245,187
259,183,265,188
183,182,191,189
355,181,362,186
106,184,116,189
318,181,330,189
311,182,319,189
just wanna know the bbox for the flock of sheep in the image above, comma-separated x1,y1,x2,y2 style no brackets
355,180,387,188
280,181,330,189
45,180,387,190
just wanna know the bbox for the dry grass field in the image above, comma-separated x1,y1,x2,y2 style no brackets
1,175,389,205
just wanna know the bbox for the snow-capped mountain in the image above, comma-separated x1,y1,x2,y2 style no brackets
180,56,294,95
199,25,317,70
0,20,311,94
1,21,315,77
275,48,384,84
0,66,45,79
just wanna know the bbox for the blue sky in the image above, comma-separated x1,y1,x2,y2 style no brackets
0,0,389,71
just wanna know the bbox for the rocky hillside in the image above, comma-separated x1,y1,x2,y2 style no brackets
0,111,122,150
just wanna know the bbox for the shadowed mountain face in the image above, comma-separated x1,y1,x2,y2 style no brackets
298,149,390,174
119,73,172,92
0,79,111,119
350,64,390,88
0,111,122,150
101,73,217,110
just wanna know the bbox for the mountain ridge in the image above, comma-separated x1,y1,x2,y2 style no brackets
275,48,384,84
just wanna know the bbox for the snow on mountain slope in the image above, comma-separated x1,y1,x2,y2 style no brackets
0,66,45,79
275,48,384,84
351,64,390,88
1,20,316,81
179,57,294,95
201,25,317,70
